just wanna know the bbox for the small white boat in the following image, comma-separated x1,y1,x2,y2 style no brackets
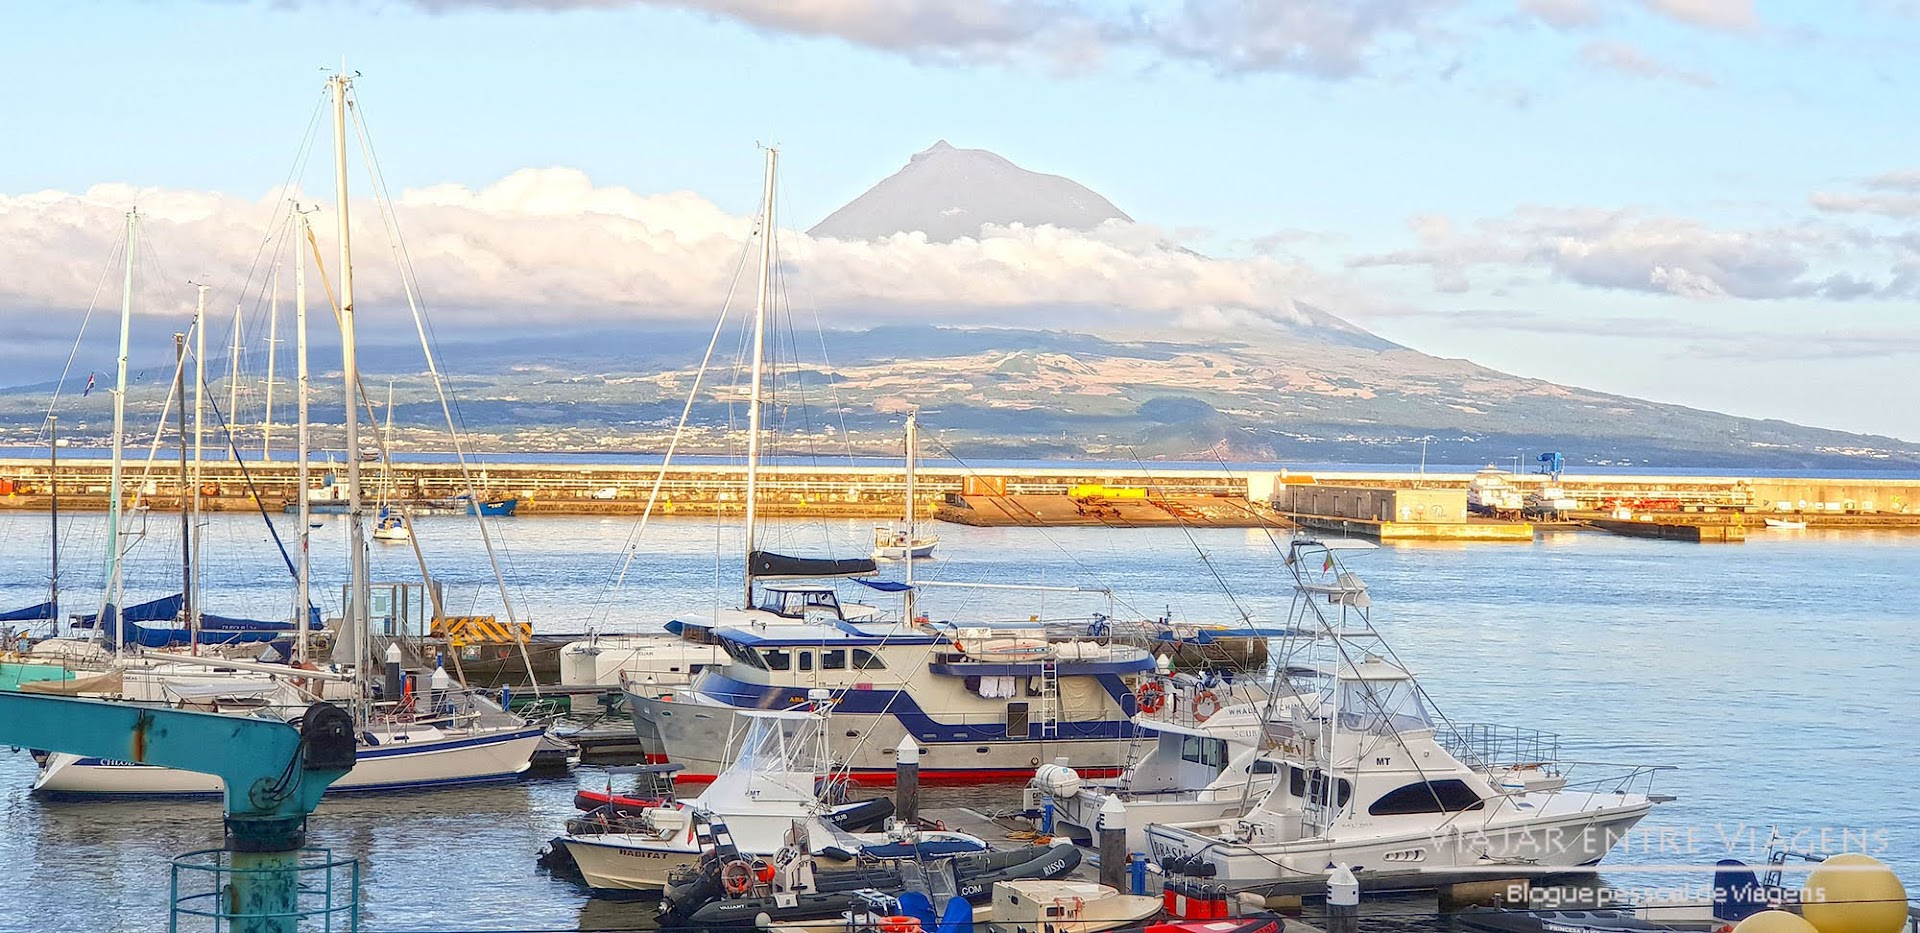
373,508,411,541
1764,518,1808,530
870,526,936,560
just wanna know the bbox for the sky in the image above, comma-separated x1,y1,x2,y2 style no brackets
2,1,1919,439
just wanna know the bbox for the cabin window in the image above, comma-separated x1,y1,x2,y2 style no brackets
1180,735,1228,769
799,652,814,671
723,639,768,670
1290,767,1352,807
1369,780,1485,816
1250,759,1281,775
852,649,886,671
1006,702,1030,738
762,649,793,671
822,649,847,670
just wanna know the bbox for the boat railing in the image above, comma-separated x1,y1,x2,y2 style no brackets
1439,722,1562,772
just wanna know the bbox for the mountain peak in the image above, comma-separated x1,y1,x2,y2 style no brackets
810,141,1133,243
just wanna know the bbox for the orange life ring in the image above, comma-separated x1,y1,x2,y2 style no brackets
721,859,753,895
1192,689,1221,722
879,917,921,933
1136,680,1167,714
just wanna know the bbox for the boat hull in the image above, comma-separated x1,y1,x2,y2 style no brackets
33,725,547,797
627,691,1130,782
1143,799,1653,889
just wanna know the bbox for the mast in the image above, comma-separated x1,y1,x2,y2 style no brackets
47,416,58,625
742,146,776,608
175,331,192,651
263,260,279,460
294,209,313,663
104,209,137,651
191,284,208,650
227,301,243,439
332,71,371,713
903,409,917,620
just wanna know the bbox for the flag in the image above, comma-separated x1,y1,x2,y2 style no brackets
1322,553,1334,572
82,373,96,397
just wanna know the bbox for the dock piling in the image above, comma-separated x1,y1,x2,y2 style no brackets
894,736,919,822
1327,865,1359,933
1097,796,1126,891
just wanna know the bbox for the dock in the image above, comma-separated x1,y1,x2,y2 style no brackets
1586,516,1747,543
1290,513,1534,541
935,492,1284,528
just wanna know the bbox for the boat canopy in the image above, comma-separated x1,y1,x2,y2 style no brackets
747,550,877,580
73,593,301,648
0,600,56,622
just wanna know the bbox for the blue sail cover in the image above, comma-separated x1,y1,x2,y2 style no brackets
0,601,56,622
76,593,297,648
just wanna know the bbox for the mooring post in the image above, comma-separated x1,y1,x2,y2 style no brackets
894,736,919,822
1098,796,1127,890
1328,864,1359,933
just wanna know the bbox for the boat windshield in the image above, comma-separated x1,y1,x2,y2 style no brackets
1335,678,1433,735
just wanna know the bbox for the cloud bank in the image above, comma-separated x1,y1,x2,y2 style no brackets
1352,205,1914,300
0,167,1344,335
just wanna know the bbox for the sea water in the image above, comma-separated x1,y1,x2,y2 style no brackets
0,513,1914,931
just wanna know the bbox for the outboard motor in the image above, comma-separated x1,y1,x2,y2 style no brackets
1712,859,1766,923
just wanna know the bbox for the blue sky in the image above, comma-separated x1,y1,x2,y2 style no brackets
4,0,1920,439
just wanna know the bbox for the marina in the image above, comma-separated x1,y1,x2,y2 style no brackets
2,24,1918,933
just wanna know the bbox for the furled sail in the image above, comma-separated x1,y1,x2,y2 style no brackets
747,550,877,580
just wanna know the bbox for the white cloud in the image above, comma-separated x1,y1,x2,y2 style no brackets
0,167,1351,334
1352,205,1900,301
1578,39,1715,87
391,0,1465,78
1516,0,1606,30
1639,0,1759,32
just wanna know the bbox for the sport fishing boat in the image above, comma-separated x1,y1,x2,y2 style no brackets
1141,539,1669,889
1467,466,1526,517
559,697,988,896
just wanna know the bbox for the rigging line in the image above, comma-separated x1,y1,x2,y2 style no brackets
920,434,1151,622
40,227,125,443
591,239,756,634
348,90,538,689
198,382,302,585
224,89,330,346
1124,445,1256,628
773,171,857,467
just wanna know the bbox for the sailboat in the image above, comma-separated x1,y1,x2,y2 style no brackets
30,72,545,797
372,382,411,542
870,410,938,561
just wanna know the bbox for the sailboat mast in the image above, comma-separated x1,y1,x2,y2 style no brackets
741,146,777,608
332,71,371,709
103,210,138,649
227,302,243,436
294,209,313,663
191,284,208,649
904,409,917,616
263,261,279,459
176,331,192,651
47,416,58,624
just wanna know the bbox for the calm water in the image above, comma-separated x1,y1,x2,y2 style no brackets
1,512,1916,931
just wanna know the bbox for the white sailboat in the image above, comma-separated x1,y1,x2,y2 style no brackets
31,72,543,797
871,410,937,560
372,381,411,542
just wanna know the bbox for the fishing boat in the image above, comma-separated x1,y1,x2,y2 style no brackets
558,697,987,896
871,411,937,560
1763,518,1808,530
1141,539,1668,889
